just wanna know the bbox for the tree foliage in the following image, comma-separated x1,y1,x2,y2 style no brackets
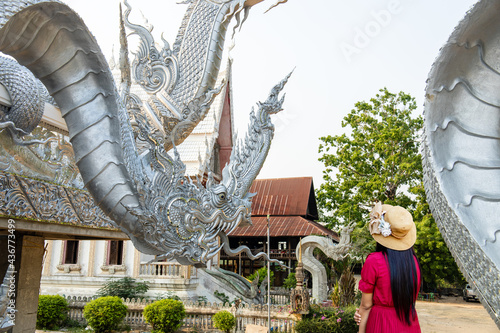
317,88,463,288
411,183,465,289
95,277,149,299
247,266,274,287
212,310,236,333
317,88,422,231
283,272,297,289
37,295,68,330
83,296,127,333
143,299,186,333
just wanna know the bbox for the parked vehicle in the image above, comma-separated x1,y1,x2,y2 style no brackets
463,284,478,302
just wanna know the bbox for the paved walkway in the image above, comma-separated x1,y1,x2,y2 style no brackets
417,298,498,332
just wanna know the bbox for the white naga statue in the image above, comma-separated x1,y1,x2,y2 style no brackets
296,223,354,302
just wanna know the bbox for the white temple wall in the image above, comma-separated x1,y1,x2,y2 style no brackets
40,239,216,302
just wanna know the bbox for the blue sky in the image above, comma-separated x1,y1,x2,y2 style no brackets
64,0,478,188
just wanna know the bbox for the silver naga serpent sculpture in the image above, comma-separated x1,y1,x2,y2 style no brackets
0,0,288,267
423,0,500,328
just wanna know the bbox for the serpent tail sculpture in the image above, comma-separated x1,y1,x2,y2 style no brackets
202,267,268,304
423,0,500,328
295,223,354,302
0,0,288,266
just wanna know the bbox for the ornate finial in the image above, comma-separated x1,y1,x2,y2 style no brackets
123,0,178,95
119,2,131,96
291,238,309,314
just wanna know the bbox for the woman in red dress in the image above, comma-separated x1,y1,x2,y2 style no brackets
356,202,421,333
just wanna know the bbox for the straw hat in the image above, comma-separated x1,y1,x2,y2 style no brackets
368,202,416,251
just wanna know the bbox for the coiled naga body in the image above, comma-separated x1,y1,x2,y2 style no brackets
0,0,288,266
423,0,500,328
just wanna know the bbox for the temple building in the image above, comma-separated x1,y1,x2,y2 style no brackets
220,177,338,286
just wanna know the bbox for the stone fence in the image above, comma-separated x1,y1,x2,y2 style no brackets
66,296,298,332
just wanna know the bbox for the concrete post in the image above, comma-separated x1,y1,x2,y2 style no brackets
13,235,45,333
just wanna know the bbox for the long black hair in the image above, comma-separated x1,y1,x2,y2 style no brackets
376,243,421,325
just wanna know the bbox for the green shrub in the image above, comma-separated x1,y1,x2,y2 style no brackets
295,304,357,333
143,298,186,333
247,267,274,287
37,295,68,329
154,292,181,301
283,272,297,289
62,317,83,328
339,268,356,306
329,280,340,307
96,277,149,299
354,290,362,306
83,296,127,333
212,310,236,333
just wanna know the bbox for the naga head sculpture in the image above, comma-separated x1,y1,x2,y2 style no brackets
128,72,291,266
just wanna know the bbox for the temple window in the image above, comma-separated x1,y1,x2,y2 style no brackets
63,240,79,264
107,240,124,266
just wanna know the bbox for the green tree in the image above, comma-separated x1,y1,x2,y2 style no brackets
317,87,422,259
247,267,274,287
317,88,463,288
317,88,422,232
283,272,297,289
411,183,465,289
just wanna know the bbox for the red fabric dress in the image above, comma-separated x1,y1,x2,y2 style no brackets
359,251,421,333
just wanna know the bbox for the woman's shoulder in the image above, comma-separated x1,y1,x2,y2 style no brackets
363,252,386,270
361,252,386,279
366,251,385,262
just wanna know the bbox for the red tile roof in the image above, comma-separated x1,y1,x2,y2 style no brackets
249,177,318,218
230,216,338,240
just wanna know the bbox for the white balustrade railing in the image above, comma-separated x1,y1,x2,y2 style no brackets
139,262,197,279
65,296,297,332
266,288,291,305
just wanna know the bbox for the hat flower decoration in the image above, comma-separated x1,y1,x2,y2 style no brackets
369,202,392,237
